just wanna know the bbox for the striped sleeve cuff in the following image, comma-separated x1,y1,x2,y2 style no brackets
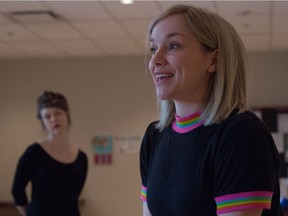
215,191,273,214
140,185,147,201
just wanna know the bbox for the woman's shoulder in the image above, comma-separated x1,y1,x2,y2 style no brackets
18,143,42,164
78,149,88,159
221,110,265,130
145,121,159,134
23,142,42,154
141,121,159,150
217,110,274,147
76,148,88,164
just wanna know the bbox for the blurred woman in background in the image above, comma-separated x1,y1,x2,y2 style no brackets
12,91,88,216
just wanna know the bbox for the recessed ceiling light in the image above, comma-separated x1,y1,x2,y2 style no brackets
121,0,134,5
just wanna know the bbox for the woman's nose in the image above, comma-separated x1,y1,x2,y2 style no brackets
50,115,57,122
151,49,166,66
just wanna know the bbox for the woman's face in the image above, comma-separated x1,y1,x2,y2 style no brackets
40,107,69,136
149,14,217,104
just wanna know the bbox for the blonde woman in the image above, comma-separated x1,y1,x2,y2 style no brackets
140,5,282,216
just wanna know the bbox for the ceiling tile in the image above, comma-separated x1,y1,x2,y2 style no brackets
72,20,130,39
120,18,152,37
0,14,12,24
100,1,161,19
0,24,38,42
216,1,270,15
95,38,144,55
273,1,288,13
24,22,85,40
0,0,287,59
157,1,216,12
222,14,270,34
0,1,47,12
51,40,103,57
10,41,65,57
43,1,112,21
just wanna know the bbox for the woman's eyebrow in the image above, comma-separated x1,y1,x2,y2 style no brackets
149,32,185,42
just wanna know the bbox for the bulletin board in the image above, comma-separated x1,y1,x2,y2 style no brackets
253,107,288,177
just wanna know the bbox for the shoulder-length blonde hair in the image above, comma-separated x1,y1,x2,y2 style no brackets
147,4,248,131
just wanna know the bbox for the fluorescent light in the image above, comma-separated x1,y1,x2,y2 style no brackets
121,0,134,5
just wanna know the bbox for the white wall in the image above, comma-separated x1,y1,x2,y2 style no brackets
0,52,288,215
247,52,288,107
0,55,157,216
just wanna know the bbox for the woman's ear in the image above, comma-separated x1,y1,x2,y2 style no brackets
207,49,218,73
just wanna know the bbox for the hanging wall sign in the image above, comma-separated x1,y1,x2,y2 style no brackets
113,135,142,154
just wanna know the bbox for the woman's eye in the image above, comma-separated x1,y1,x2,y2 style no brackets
168,42,179,50
150,46,157,54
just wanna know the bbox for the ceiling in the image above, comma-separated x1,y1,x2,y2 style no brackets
0,0,287,59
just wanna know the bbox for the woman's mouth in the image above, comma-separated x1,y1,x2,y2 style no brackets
53,124,60,129
155,73,174,82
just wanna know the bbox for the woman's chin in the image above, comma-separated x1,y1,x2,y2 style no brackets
157,94,171,101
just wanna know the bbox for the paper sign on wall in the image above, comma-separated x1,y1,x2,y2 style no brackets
92,136,112,165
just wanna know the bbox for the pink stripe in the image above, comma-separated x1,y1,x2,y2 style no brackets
140,185,147,202
173,121,204,133
217,203,271,214
175,111,201,122
215,191,273,202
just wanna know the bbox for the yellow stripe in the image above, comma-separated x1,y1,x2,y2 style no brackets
218,200,270,209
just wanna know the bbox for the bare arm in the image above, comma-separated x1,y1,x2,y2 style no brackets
15,205,27,216
221,208,262,216
143,202,152,216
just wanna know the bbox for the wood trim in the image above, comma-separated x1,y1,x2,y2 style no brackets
0,201,15,208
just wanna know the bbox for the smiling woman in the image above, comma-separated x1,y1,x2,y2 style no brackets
140,4,283,216
11,91,88,216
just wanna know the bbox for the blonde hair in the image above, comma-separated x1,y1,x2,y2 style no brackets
147,5,248,131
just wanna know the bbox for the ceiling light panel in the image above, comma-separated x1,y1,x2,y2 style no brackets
44,1,111,20
100,1,161,19
6,10,62,23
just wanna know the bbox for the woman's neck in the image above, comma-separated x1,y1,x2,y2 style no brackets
174,101,203,118
45,133,70,147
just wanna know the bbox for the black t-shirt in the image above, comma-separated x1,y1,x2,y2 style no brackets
12,143,88,216
140,111,283,215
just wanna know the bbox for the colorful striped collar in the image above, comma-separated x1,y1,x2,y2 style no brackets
172,111,204,133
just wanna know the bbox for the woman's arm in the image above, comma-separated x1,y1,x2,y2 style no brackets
15,205,27,216
221,208,262,216
12,146,34,214
143,202,152,216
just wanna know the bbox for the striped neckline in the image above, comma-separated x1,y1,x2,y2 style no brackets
172,111,204,133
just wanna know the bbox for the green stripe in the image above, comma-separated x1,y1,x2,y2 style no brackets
218,198,271,208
